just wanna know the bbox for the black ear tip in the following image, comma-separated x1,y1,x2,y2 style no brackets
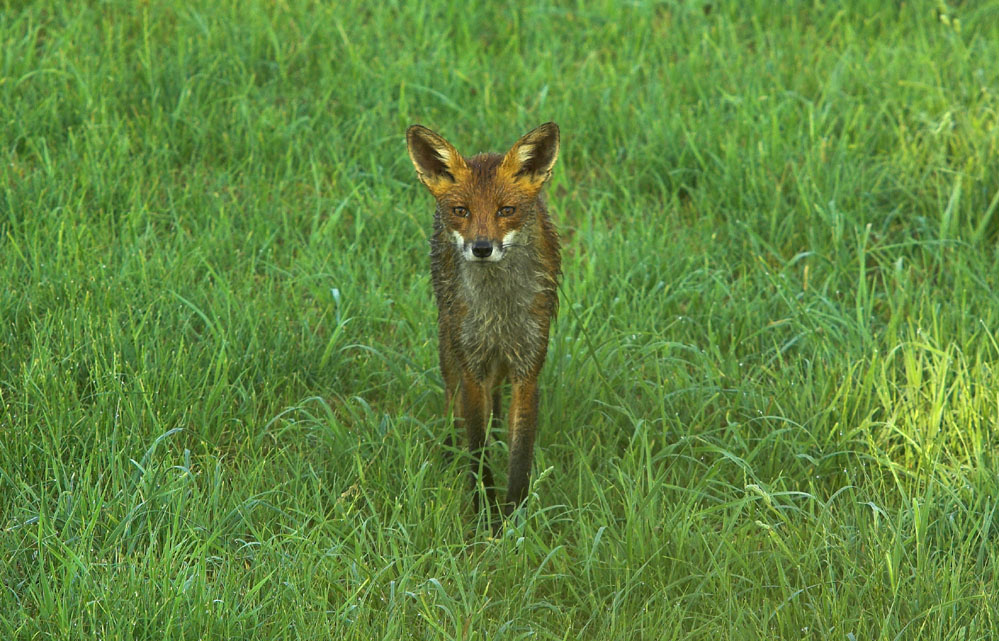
539,122,559,138
407,124,436,142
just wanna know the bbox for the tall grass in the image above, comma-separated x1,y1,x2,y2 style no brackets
2,1,999,638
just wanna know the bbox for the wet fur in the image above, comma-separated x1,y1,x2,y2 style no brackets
430,153,560,383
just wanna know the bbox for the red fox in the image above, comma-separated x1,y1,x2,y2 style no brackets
406,122,561,523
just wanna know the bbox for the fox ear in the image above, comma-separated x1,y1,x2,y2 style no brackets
499,122,560,192
406,125,470,196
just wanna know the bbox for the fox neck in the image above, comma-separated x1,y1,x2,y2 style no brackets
454,210,547,381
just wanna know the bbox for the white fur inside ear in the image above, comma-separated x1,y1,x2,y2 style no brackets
516,145,535,163
434,144,458,166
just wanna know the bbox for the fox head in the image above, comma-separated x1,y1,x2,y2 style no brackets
406,122,560,263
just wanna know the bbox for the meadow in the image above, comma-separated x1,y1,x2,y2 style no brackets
2,0,999,638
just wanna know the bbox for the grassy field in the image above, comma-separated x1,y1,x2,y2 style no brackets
3,0,999,638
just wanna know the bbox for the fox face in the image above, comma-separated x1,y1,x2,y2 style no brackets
444,197,525,263
406,123,560,263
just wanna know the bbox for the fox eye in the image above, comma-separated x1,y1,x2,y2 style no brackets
497,206,515,217
452,206,469,218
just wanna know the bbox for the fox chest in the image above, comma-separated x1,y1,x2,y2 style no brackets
452,265,549,381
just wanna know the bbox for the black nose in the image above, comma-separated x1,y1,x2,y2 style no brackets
471,241,493,258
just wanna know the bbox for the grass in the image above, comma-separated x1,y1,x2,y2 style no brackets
2,0,999,638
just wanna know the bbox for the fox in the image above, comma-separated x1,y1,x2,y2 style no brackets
406,122,562,524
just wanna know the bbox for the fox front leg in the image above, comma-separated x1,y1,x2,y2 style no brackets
459,374,498,519
505,377,539,515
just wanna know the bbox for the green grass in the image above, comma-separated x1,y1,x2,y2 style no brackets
3,0,999,638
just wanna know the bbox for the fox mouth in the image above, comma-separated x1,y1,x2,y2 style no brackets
451,231,505,262
452,230,522,263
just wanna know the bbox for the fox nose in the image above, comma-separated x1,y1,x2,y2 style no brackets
471,240,493,258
